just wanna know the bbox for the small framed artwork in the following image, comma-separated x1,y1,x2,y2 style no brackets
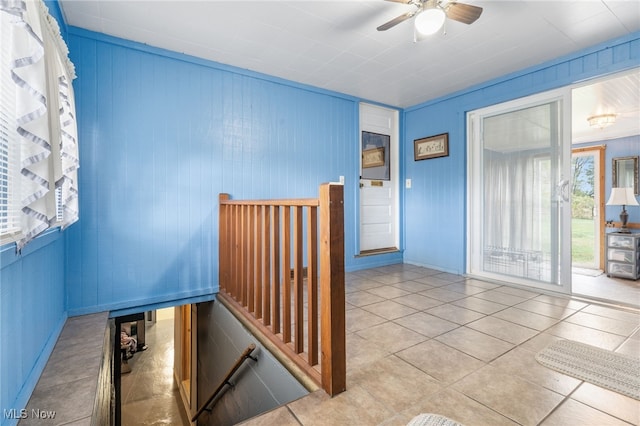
414,133,449,161
362,131,390,180
362,147,385,168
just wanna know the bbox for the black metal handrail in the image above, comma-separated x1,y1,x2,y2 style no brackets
191,343,258,423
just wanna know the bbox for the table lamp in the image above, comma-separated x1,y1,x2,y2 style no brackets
606,187,639,233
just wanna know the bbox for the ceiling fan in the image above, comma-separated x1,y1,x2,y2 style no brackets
377,0,483,40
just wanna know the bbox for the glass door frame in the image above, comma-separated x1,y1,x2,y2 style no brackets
466,88,573,294
571,146,606,271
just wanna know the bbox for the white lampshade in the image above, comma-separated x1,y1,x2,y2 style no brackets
606,187,639,206
415,8,446,36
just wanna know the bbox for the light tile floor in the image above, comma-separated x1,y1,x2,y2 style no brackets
573,271,640,309
120,311,189,425
243,264,640,426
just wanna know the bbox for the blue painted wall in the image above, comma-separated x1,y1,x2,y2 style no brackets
64,28,403,316
0,233,66,426
403,34,640,274
0,3,69,424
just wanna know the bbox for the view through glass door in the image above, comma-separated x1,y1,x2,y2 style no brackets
571,147,604,272
468,90,572,293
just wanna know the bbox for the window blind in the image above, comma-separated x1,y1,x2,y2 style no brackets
1,1,79,250
0,13,21,241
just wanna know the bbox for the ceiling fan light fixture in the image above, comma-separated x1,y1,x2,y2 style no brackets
587,113,616,129
414,7,446,36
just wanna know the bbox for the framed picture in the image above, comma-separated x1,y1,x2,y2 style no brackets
414,133,449,161
361,131,390,180
362,147,385,168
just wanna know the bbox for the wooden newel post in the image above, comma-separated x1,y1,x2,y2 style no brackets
319,183,346,396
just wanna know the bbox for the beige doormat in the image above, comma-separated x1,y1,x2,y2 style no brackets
536,339,640,400
407,413,464,426
572,267,604,277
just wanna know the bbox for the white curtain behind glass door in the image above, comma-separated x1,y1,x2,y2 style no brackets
478,102,564,284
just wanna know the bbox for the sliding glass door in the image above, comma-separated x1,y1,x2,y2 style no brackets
468,90,572,293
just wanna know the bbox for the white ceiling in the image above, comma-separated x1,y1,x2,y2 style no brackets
482,68,640,152
572,69,640,143
59,0,639,142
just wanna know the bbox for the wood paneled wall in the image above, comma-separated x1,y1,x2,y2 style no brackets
65,29,359,315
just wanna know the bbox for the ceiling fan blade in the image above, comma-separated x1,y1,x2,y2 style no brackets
384,0,412,3
377,11,417,31
445,2,483,25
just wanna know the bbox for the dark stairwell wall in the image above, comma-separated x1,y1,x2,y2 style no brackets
196,300,308,425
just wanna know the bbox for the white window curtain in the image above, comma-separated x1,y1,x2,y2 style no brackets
56,59,79,229
0,0,78,251
483,150,541,252
41,3,79,229
469,97,569,289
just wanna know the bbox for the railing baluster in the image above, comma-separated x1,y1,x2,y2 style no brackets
248,205,255,313
282,206,291,343
271,206,281,334
228,206,236,295
307,205,318,366
241,205,248,307
219,195,230,294
233,206,243,299
229,206,240,300
227,204,232,297
254,204,262,318
293,206,304,354
262,205,270,324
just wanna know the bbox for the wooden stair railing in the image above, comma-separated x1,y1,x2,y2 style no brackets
191,343,258,422
217,183,346,396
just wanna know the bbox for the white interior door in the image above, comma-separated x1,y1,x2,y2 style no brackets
468,90,572,293
359,103,399,253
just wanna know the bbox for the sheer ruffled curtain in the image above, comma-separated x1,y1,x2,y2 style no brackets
56,67,79,228
3,0,52,251
42,5,79,229
483,151,539,252
1,0,77,251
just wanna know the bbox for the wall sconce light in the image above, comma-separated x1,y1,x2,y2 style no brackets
587,113,616,130
606,187,639,233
